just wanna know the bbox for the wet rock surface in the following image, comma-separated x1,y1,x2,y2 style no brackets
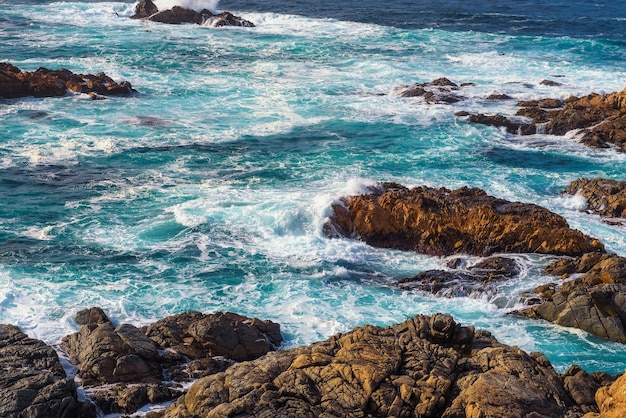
392,77,463,104
325,182,604,257
517,253,626,344
564,178,626,220
0,63,135,99
0,324,79,418
131,0,255,27
459,87,626,151
60,309,282,415
163,313,585,418
396,256,520,298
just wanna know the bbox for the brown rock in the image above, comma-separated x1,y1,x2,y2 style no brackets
164,313,579,418
131,0,159,19
325,183,604,257
0,324,79,418
396,256,520,298
75,306,110,326
584,372,626,418
394,78,463,104
465,113,537,134
0,63,136,99
519,253,626,343
564,178,626,219
147,7,255,27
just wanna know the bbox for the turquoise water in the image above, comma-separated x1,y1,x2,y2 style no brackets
1,0,626,373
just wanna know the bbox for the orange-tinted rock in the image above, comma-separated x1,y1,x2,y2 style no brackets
325,183,604,257
565,178,626,219
583,372,626,418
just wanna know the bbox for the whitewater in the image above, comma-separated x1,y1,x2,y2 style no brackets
1,0,626,373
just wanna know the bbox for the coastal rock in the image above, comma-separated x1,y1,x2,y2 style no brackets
164,313,580,418
0,324,79,418
584,371,626,418
143,311,283,362
0,64,135,99
518,253,626,343
130,0,158,19
393,77,463,104
462,87,626,151
325,182,604,257
564,178,626,219
60,309,281,415
396,256,520,298
141,3,255,27
562,365,616,415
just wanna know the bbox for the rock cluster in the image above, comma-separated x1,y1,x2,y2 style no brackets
458,86,626,151
396,256,520,299
0,63,135,99
518,253,626,344
164,313,596,417
585,371,626,418
392,77,464,104
325,182,604,257
131,0,255,27
59,307,281,415
0,324,81,418
564,178,626,219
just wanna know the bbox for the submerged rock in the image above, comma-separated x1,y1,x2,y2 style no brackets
325,182,604,257
0,324,79,418
164,313,584,418
0,63,136,99
517,253,626,344
393,77,463,104
396,256,520,298
564,178,626,219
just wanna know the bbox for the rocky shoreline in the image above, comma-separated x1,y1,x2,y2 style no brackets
1,309,624,417
130,0,255,27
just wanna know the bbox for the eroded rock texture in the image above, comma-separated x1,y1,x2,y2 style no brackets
325,183,604,257
0,324,79,418
164,313,583,418
0,63,135,99
583,371,626,418
518,253,626,344
564,178,626,219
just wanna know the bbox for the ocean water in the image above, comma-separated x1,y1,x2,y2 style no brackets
1,0,626,374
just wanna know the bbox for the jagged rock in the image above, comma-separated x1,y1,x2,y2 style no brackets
393,77,463,104
143,311,282,362
564,178,626,219
464,87,626,151
0,324,79,418
88,383,179,415
164,313,580,418
0,63,136,99
562,365,616,415
145,6,255,27
131,0,158,19
463,113,537,135
583,371,626,418
60,309,280,415
487,93,514,100
75,306,109,326
518,253,626,343
325,182,604,257
61,321,161,386
396,256,520,298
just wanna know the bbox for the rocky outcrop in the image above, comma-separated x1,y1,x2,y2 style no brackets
0,63,136,99
164,313,586,418
584,371,626,418
396,256,520,298
460,87,626,151
131,0,255,27
0,324,79,418
130,0,158,19
518,253,626,344
564,178,626,219
393,77,463,104
60,308,282,415
325,182,604,257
